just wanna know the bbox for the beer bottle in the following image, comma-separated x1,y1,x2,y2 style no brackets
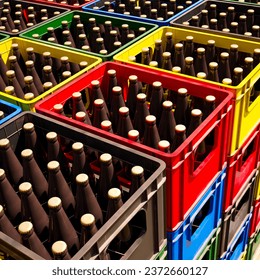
25,60,44,94
149,81,164,124
0,17,12,32
42,65,57,86
15,11,26,30
24,76,39,97
129,166,145,197
230,21,238,34
164,32,174,55
90,80,109,116
252,25,260,37
21,149,48,203
218,12,227,31
162,52,173,71
92,99,109,129
194,48,208,76
184,35,195,58
229,44,239,73
52,240,71,260
174,88,188,125
171,124,187,152
184,56,196,76
141,47,151,65
48,197,79,256
9,55,25,90
207,62,219,82
206,40,217,65
152,39,163,68
208,3,217,19
203,95,216,121
19,182,49,241
71,91,87,120
110,86,126,131
238,15,247,35
0,205,20,243
158,100,176,144
116,107,134,138
75,173,103,226
0,53,8,85
18,221,51,259
126,75,140,120
200,9,209,27
0,169,21,223
0,138,23,188
190,15,199,27
107,69,118,111
143,115,160,149
172,43,185,72
227,6,235,27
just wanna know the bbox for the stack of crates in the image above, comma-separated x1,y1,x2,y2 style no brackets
0,0,260,260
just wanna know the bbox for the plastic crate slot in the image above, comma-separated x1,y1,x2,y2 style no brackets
240,139,256,168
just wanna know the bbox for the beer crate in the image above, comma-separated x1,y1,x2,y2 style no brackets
82,0,203,27
0,0,69,37
0,100,22,126
16,0,94,10
20,10,158,61
170,0,260,41
35,61,233,231
196,226,221,260
0,112,166,260
219,168,258,257
0,37,102,111
113,26,260,155
246,227,260,260
223,123,260,211
220,211,252,260
167,167,225,260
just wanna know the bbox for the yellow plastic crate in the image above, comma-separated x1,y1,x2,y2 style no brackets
0,38,102,111
114,26,260,155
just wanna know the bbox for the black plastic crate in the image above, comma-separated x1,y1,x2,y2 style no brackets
0,112,166,260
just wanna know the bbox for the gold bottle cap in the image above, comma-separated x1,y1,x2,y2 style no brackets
230,44,238,50
131,166,144,176
128,129,139,140
145,115,156,124
52,240,68,255
222,78,232,85
228,6,235,11
239,15,247,20
100,153,112,163
152,81,162,88
191,109,202,117
172,66,181,73
254,48,260,55
72,142,84,152
94,98,104,107
61,56,69,63
43,65,52,73
25,60,34,67
0,111,4,119
119,106,129,115
178,88,188,95
108,188,121,199
48,37,56,43
201,25,209,29
175,124,186,133
137,93,146,101
244,57,254,64
0,138,10,148
75,111,87,121
76,173,89,185
5,86,15,95
46,131,57,142
248,9,255,14
175,43,183,50
219,12,227,17
207,39,215,45
185,56,193,64
43,51,51,57
107,69,116,76
220,52,229,59
19,182,32,193
11,29,19,34
96,37,104,44
209,62,218,69
24,76,33,84
234,67,243,74
47,160,60,171
163,100,173,109
18,221,33,235
80,61,88,68
48,197,62,209
72,91,82,99
43,82,53,90
158,140,170,151
165,31,173,37
206,95,216,102
201,9,208,14
21,148,33,159
0,205,4,215
0,169,6,180
82,45,90,51
155,39,162,45
80,213,95,227
141,47,150,54
182,21,190,26
163,52,171,58
197,47,206,54
23,122,34,132
62,71,71,78
110,30,117,36
191,15,199,20
128,56,136,62
91,80,100,87
112,86,122,94
11,43,19,49
101,120,112,131
8,55,17,62
197,72,207,79
129,75,138,82
149,61,158,67
231,21,238,27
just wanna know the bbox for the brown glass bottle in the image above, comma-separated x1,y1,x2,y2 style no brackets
129,166,145,197
171,124,187,152
9,55,25,90
90,80,109,116
110,86,126,131
18,221,52,259
143,115,160,149
25,60,44,95
207,62,219,82
107,69,118,111
19,182,49,241
149,81,164,125
0,169,21,224
126,75,140,120
174,88,188,126
92,99,109,128
116,107,134,138
152,39,163,68
0,204,21,243
21,149,48,203
71,91,87,120
172,43,185,72
24,75,39,97
42,65,57,86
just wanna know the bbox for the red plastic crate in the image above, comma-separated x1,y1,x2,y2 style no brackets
250,196,260,237
223,123,260,211
35,62,233,231
21,0,94,10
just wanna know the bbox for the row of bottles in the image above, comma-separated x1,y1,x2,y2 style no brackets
36,15,148,54
98,0,194,21
186,4,258,36
53,69,216,155
0,1,61,33
0,122,146,259
0,42,86,99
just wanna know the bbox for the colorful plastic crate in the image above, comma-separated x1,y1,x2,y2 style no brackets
83,0,203,27
0,33,9,43
0,112,166,260
0,0,69,37
167,167,225,260
249,196,260,237
20,10,158,61
196,226,221,260
220,211,252,260
16,0,94,10
113,26,260,155
0,100,22,125
170,0,260,41
35,61,233,231
219,168,258,257
0,37,101,111
223,123,260,210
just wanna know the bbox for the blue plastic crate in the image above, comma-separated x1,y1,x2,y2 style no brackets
167,166,226,260
83,0,204,27
0,100,22,126
220,212,252,260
